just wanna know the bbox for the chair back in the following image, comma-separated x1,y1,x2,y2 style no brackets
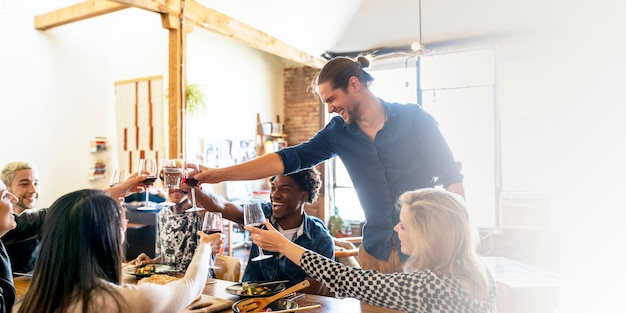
214,255,242,282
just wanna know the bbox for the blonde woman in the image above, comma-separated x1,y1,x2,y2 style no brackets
246,188,496,313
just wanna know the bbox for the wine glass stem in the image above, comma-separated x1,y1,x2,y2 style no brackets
145,187,150,207
191,188,197,208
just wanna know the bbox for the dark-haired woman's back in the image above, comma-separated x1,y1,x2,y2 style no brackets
14,189,222,313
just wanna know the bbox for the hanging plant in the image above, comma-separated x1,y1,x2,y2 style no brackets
185,83,207,116
166,82,208,116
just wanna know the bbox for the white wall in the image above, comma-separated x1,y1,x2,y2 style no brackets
0,1,284,207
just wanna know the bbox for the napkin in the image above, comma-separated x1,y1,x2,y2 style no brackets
180,294,234,313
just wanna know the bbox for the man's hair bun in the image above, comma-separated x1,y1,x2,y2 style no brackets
356,56,370,69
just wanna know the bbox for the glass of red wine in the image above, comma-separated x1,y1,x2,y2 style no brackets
183,161,202,212
138,159,157,209
202,211,223,269
243,202,272,261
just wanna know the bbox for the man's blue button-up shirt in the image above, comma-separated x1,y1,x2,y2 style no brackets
276,100,463,261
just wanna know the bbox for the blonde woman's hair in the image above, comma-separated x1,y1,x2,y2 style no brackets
398,188,489,299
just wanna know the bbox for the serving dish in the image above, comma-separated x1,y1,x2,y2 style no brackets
231,298,297,313
225,281,287,297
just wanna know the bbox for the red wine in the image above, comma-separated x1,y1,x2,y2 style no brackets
142,176,157,186
204,229,222,235
182,177,199,187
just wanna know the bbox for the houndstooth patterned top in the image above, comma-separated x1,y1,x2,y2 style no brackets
300,251,497,313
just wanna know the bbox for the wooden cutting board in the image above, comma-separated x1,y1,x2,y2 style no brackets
180,294,234,313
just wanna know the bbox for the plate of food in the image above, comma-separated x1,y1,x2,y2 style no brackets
225,281,287,297
123,264,176,278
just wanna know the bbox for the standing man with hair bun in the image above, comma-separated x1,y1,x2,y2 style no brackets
195,56,464,273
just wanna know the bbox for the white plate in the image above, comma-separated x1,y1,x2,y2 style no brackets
123,264,176,277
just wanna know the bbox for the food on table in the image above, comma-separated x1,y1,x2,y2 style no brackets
241,282,271,296
134,264,156,275
137,274,180,285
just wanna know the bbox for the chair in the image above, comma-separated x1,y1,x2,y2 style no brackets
333,236,362,268
319,236,363,297
214,255,242,282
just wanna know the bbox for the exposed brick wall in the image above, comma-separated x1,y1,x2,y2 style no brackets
283,66,327,221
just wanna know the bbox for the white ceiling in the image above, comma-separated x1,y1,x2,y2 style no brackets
197,0,553,59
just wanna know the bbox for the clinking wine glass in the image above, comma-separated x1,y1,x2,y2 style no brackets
202,212,223,269
183,161,202,212
138,159,157,209
243,202,272,261
159,159,183,189
108,169,127,187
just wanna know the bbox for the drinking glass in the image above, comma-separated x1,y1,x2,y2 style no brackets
243,202,272,261
108,169,127,187
183,161,202,212
202,212,223,269
138,159,157,209
159,159,183,189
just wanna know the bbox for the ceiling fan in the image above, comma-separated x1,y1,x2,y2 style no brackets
363,0,432,63
322,0,432,62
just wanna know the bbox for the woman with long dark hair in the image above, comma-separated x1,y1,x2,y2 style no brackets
16,189,222,313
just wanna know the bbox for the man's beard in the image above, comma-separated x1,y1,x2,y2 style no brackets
16,200,34,211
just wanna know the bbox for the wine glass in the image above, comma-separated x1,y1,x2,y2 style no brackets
138,159,157,209
202,212,223,269
159,159,183,189
243,202,272,261
183,161,202,212
108,169,127,187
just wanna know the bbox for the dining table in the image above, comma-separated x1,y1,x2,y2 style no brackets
14,275,403,313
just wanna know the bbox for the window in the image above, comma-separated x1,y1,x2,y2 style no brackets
330,48,499,228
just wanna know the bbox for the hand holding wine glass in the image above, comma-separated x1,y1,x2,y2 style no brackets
108,169,127,187
202,212,223,269
159,159,183,189
183,161,202,212
138,159,157,209
243,202,273,261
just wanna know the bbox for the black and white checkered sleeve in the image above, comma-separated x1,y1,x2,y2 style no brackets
299,251,497,313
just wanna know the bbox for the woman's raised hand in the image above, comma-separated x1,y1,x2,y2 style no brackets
105,171,148,200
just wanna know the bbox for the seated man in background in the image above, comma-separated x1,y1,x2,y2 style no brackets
0,161,44,274
132,187,210,273
1,161,148,275
194,167,334,294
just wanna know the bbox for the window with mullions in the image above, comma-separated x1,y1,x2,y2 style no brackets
330,48,498,228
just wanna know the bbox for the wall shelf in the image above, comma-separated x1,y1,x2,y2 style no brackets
89,136,108,180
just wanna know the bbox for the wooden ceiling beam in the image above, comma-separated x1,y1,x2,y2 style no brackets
34,0,130,30
106,0,179,15
185,0,325,69
35,0,325,68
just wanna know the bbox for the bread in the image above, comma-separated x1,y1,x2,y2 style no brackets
137,274,180,285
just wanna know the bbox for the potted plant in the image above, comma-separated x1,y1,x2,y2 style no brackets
329,207,352,237
185,83,207,116
167,82,207,116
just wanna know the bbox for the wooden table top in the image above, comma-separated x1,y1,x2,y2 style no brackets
14,276,403,313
